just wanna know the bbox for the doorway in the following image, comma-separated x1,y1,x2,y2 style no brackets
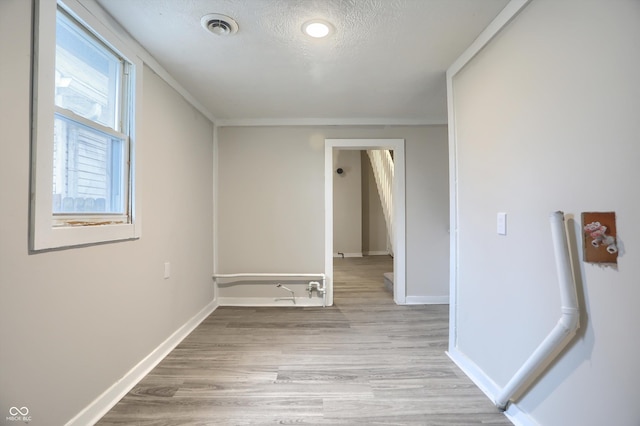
324,139,406,306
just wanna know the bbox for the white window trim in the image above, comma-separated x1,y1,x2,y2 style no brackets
30,0,142,251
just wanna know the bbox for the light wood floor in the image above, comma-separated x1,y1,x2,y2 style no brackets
97,256,511,425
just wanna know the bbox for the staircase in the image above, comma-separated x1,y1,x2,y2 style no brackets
366,149,394,255
367,149,394,292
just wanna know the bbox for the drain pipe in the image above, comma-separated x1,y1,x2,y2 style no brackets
307,281,327,307
495,211,580,411
275,284,296,304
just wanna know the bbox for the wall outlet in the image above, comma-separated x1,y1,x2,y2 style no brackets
164,262,171,279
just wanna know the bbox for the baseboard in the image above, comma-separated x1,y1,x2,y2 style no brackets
446,346,501,402
333,252,363,258
446,347,538,426
363,251,390,256
218,297,326,307
505,404,540,426
65,300,217,426
405,295,449,304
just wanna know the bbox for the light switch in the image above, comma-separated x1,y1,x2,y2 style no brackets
497,212,507,235
164,262,171,279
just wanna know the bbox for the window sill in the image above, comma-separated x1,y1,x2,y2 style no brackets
30,222,140,252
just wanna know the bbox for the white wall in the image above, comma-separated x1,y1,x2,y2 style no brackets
333,150,362,256
216,125,449,301
215,126,325,275
450,1,640,425
0,2,214,424
404,126,449,300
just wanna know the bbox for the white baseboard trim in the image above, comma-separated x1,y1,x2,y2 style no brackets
447,346,500,401
363,251,390,256
405,295,449,305
447,346,538,426
333,252,363,258
218,297,326,307
505,404,540,426
65,300,217,426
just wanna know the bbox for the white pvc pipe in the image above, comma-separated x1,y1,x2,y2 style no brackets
495,211,580,411
212,273,327,306
213,273,325,279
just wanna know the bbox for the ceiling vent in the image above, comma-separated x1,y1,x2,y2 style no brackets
201,13,238,36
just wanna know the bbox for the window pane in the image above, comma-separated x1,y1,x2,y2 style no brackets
53,114,125,214
55,9,122,130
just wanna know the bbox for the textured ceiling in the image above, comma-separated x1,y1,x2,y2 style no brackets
95,0,509,124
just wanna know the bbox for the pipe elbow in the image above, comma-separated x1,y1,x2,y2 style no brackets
495,400,509,412
559,307,579,333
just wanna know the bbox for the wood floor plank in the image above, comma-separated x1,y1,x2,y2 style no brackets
97,256,511,425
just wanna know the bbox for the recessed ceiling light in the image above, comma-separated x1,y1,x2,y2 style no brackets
201,13,238,36
302,20,333,38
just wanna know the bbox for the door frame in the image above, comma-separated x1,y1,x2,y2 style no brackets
324,138,406,305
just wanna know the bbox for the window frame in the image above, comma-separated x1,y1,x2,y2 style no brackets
30,0,142,251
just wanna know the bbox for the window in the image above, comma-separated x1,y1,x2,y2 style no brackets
31,0,141,251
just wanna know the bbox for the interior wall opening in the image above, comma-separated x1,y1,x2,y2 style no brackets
324,138,406,306
332,149,394,303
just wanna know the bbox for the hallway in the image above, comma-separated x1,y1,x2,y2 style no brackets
98,256,509,425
